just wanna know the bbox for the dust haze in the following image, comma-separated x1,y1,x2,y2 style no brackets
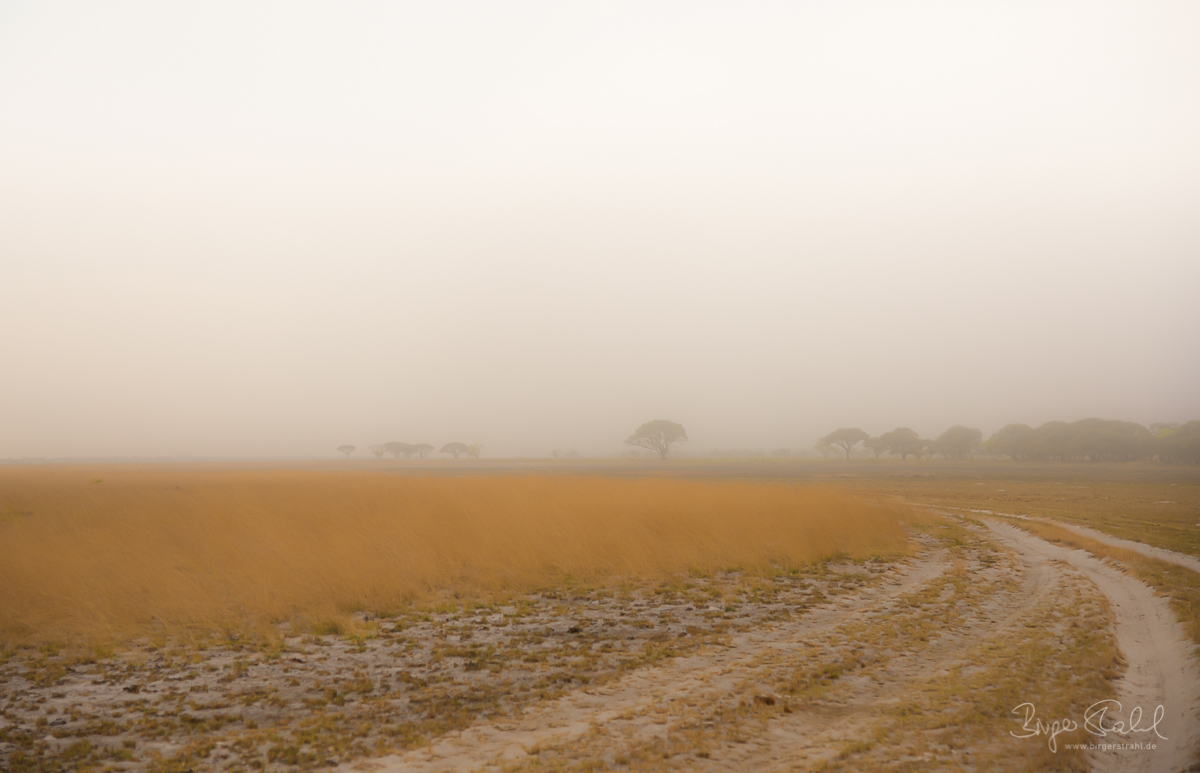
2,2,1198,460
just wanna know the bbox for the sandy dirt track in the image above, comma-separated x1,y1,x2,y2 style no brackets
970,507,1200,575
6,513,1195,771
335,546,951,773
982,519,1200,773
341,520,1200,773
1055,520,1200,574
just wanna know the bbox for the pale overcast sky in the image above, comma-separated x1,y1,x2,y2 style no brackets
1,1,1198,458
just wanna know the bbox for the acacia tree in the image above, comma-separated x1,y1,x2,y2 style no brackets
880,427,922,461
414,443,434,459
625,420,688,460
385,441,420,459
368,444,386,460
822,428,869,460
440,441,469,459
864,437,888,460
337,445,356,459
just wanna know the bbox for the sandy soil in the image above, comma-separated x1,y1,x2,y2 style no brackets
0,556,892,771
982,519,1200,773
335,519,1200,773
5,517,1197,771
956,505,1200,573
334,548,951,772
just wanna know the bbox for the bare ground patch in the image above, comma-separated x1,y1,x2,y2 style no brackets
5,518,1189,772
0,558,895,772
394,522,1122,772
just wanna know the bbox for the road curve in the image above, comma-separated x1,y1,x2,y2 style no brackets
981,519,1200,773
939,504,1200,575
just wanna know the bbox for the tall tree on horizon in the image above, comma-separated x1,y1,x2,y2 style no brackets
821,428,870,460
625,420,688,460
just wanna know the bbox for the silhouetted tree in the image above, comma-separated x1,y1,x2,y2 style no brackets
1021,418,1154,462
1150,422,1180,437
414,443,434,459
625,420,688,460
1158,421,1200,465
440,442,469,459
1069,418,1154,461
368,444,386,460
863,437,887,461
937,426,983,460
384,441,417,459
881,427,922,461
337,445,355,459
814,438,835,459
822,428,869,460
1025,421,1070,461
986,424,1034,461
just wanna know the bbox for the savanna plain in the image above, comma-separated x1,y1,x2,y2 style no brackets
2,462,1198,773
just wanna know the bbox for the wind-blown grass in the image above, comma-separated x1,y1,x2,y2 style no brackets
0,467,913,646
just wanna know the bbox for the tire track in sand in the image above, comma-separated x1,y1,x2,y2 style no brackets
341,520,1199,773
336,544,949,773
982,519,1200,773
934,504,1200,575
689,513,1086,772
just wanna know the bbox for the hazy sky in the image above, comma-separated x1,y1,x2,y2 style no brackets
2,1,1198,459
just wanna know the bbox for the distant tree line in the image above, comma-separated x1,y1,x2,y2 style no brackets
336,441,482,459
817,418,1200,464
1156,422,1200,465
701,448,794,459
816,427,954,461
340,417,1199,464
985,419,1198,464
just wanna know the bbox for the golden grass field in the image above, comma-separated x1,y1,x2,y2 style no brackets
2,462,1197,772
0,467,912,648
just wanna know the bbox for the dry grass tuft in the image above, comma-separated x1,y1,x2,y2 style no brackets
0,467,912,646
